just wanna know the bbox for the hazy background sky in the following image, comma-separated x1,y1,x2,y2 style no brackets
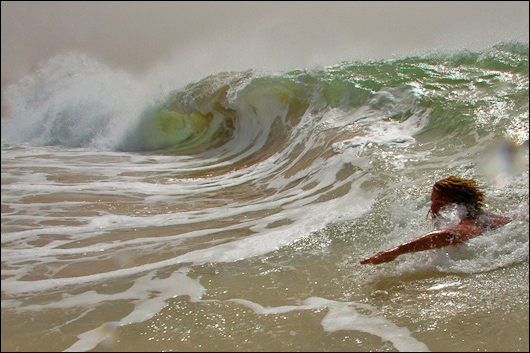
1,1,529,91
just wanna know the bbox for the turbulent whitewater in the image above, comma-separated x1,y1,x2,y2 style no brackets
1,42,528,352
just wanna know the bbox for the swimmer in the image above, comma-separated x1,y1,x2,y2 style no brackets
360,176,511,265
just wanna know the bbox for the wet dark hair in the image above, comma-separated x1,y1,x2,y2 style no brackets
431,176,485,218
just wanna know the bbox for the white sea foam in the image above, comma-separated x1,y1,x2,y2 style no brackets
62,269,205,352
230,297,430,352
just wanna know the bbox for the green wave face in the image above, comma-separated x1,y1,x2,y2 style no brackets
124,42,527,160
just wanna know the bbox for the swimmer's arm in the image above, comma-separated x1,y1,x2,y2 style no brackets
396,224,481,252
360,224,481,265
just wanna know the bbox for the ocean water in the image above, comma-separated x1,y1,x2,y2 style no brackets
1,42,529,352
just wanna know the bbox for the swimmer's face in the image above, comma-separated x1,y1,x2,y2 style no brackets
428,189,453,218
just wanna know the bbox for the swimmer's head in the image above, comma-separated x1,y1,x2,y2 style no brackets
427,176,485,219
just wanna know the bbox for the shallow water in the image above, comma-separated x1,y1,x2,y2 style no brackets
1,42,529,352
